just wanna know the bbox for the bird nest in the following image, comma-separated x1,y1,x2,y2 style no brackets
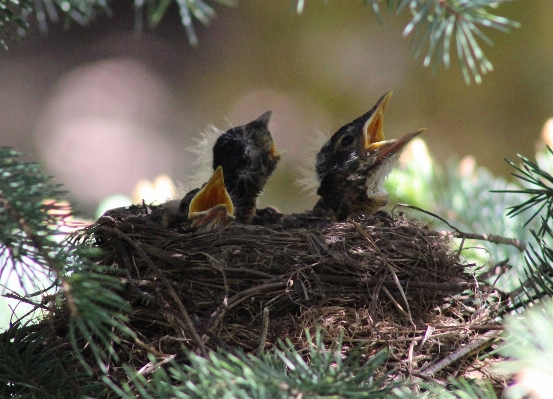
24,206,501,390
56,203,506,386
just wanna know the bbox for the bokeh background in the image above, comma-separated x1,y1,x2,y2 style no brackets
0,1,551,217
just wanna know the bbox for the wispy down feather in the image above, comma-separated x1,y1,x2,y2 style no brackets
187,124,224,191
294,129,331,197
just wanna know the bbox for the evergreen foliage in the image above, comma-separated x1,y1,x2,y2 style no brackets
0,147,66,293
117,331,404,398
366,0,520,83
0,325,95,398
0,148,133,397
0,0,28,50
496,148,553,306
388,143,553,394
0,1,518,82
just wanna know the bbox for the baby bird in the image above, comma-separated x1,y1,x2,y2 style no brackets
178,166,235,233
212,111,281,223
314,92,423,221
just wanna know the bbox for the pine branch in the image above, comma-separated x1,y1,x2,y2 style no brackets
365,0,519,84
120,329,406,398
0,148,134,381
495,149,553,304
0,1,29,50
494,147,553,230
0,0,237,48
0,147,67,293
418,330,501,378
32,0,112,31
0,324,96,398
397,204,527,252
139,0,237,45
1,0,520,79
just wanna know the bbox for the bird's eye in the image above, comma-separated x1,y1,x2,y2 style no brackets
341,135,355,147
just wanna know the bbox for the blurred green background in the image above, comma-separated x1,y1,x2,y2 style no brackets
0,1,551,217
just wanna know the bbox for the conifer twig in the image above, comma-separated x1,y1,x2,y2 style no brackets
430,230,526,252
397,204,527,252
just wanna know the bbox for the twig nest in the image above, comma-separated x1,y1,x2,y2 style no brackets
89,206,468,337
66,203,504,381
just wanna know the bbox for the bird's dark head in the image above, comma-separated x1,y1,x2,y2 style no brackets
315,92,391,182
212,111,281,221
213,111,281,181
314,128,424,221
243,111,282,167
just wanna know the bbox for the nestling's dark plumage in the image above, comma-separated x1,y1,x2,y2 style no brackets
212,111,281,223
314,92,423,221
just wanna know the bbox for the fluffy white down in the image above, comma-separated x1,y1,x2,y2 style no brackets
294,130,331,196
365,151,401,196
185,125,223,195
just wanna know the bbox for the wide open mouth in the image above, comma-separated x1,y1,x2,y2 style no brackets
188,165,234,218
362,91,392,150
365,128,425,168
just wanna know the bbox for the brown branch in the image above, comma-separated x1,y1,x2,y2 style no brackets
382,286,411,321
123,281,164,307
227,282,288,307
141,244,277,280
213,267,275,279
192,314,232,352
430,230,527,253
2,293,49,310
125,281,233,352
257,307,270,355
419,330,502,377
26,282,58,298
433,324,504,331
133,337,168,357
138,242,187,267
349,325,502,344
137,354,176,376
397,204,527,252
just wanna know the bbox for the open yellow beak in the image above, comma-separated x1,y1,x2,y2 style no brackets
269,141,282,161
366,128,426,164
188,166,235,218
362,92,392,150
